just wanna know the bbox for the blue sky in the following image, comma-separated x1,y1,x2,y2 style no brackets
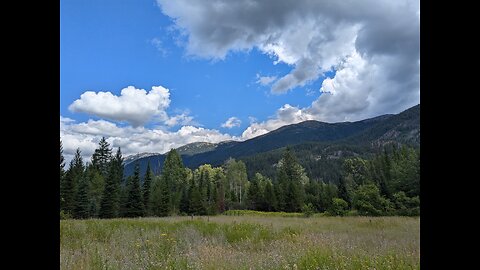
60,0,419,163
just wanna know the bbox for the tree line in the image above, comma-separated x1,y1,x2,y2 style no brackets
60,137,419,219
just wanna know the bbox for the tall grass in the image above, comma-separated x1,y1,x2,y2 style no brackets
60,215,419,269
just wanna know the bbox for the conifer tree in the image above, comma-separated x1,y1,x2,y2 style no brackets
63,148,84,215
73,175,90,219
142,162,153,215
91,137,112,177
124,163,144,217
60,139,66,209
264,180,277,211
99,148,123,218
159,149,186,213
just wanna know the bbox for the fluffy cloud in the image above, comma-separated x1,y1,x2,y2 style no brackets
157,0,419,122
164,113,195,127
69,86,171,127
61,117,237,166
221,117,241,128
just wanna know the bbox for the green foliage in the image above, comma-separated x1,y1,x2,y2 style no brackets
91,137,113,178
99,148,123,218
124,163,145,217
276,147,306,212
73,176,90,219
142,161,153,215
59,210,71,220
392,191,420,216
301,203,315,217
62,148,84,215
263,180,277,211
352,184,394,216
161,149,187,214
150,176,170,217
328,198,349,216
224,158,249,207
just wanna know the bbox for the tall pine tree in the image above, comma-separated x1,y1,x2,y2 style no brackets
276,147,305,212
73,175,90,219
158,149,186,214
63,148,84,215
142,161,153,215
60,139,66,210
99,147,124,218
91,137,112,177
124,162,145,217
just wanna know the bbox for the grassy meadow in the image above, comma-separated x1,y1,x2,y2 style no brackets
60,213,419,269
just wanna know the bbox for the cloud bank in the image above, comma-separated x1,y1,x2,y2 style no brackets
157,0,419,126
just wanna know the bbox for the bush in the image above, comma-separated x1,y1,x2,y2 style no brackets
328,198,348,216
60,210,72,220
301,203,315,217
393,192,420,216
352,184,394,216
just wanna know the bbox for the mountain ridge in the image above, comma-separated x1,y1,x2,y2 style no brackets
124,104,420,181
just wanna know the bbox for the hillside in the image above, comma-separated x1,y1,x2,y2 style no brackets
124,104,420,182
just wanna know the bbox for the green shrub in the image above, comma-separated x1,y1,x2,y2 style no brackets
352,184,394,216
328,198,348,216
301,203,315,217
60,210,71,220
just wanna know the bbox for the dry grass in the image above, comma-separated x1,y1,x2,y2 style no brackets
60,215,419,269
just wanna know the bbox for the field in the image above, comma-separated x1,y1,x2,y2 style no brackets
60,214,420,269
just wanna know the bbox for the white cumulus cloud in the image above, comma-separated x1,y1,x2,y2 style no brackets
221,117,242,128
61,117,238,166
69,85,171,127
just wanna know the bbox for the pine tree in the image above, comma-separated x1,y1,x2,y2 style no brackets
63,148,84,215
60,139,66,209
179,186,190,214
91,137,113,177
276,147,305,212
99,148,123,218
159,149,186,214
73,175,90,219
188,177,205,215
264,181,277,211
246,177,260,210
143,162,153,215
150,177,170,217
124,163,145,217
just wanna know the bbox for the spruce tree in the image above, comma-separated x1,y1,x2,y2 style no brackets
91,137,113,177
188,177,205,215
246,177,260,210
99,148,123,219
143,162,153,215
264,181,277,211
60,139,66,209
156,179,171,216
179,186,190,214
73,175,90,219
124,163,145,217
276,147,305,212
63,148,84,215
160,149,186,213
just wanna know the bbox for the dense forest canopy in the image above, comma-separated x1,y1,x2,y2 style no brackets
60,136,419,219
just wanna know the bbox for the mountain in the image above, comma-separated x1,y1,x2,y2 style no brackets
176,141,239,156
123,152,159,165
124,104,420,182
